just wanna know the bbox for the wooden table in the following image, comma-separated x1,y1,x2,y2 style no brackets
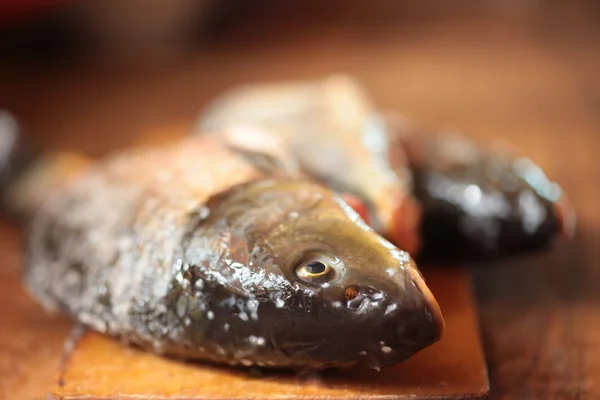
1,2,599,398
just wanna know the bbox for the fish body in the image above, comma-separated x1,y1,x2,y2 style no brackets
196,75,417,252
194,75,574,263
22,136,443,370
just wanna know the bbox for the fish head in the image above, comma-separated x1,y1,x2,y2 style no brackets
211,179,444,369
410,136,577,263
510,157,576,244
261,191,443,369
185,179,443,369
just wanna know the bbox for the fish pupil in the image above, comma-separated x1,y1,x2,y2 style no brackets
305,261,327,275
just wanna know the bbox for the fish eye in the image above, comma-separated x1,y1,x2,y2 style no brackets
295,254,341,285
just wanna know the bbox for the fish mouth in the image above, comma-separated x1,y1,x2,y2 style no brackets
405,263,445,341
554,193,576,241
359,263,444,370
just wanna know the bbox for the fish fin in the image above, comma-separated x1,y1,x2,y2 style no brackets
216,125,298,176
233,148,293,177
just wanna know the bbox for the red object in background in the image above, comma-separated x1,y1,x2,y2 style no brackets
0,0,70,25
340,194,371,226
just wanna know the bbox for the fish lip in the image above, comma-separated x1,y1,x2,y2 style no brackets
554,193,577,241
405,264,445,341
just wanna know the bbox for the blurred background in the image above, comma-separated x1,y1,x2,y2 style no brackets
0,0,598,156
0,0,599,398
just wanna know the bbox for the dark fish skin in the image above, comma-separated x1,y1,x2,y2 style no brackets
385,115,576,264
23,137,443,370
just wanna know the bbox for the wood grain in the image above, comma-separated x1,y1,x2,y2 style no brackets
0,224,71,400
52,269,487,400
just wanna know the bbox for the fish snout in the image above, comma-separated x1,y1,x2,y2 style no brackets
402,265,445,342
357,265,445,370
554,193,577,241
339,262,444,344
